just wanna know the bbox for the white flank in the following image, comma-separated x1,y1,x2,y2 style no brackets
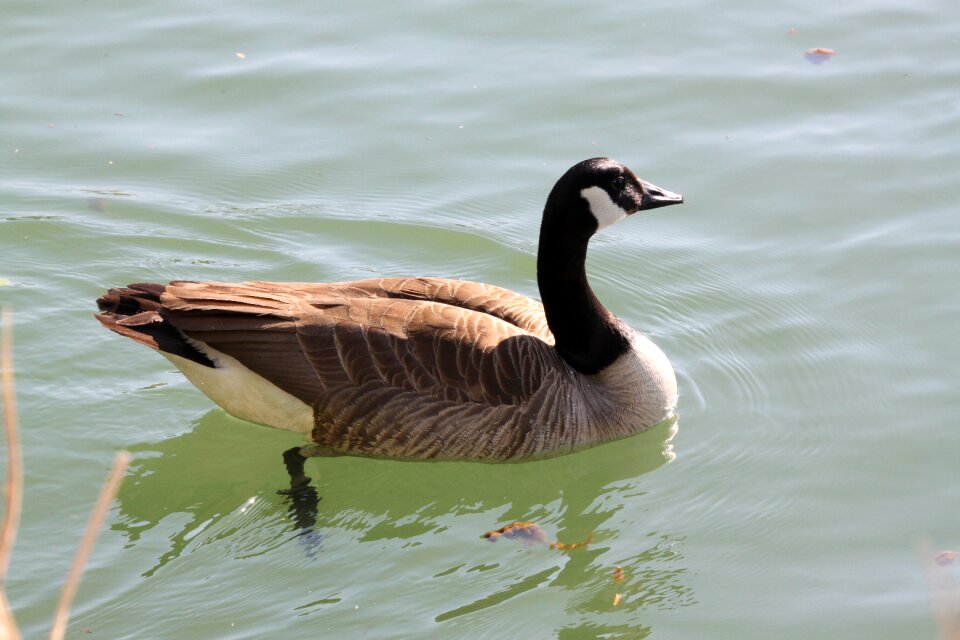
594,331,678,427
162,342,314,435
580,186,628,230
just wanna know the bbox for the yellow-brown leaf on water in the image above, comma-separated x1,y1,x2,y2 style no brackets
613,565,624,583
549,532,592,551
804,47,837,65
612,593,622,606
481,521,548,546
482,521,591,550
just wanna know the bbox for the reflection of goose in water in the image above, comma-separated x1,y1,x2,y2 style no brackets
96,158,683,465
112,412,680,583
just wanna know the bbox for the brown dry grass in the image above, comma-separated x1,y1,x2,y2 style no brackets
1,309,129,640
919,538,960,640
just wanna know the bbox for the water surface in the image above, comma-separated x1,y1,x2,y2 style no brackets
2,1,959,638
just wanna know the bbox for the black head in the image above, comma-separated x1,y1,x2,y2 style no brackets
545,158,683,235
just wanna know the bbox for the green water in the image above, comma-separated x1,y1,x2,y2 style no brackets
2,1,959,638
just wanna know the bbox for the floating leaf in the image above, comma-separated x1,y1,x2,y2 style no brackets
804,47,837,65
481,521,548,546
482,520,591,550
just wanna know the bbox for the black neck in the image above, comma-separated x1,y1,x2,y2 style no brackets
536,200,631,375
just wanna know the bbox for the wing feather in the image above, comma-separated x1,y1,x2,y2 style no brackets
154,279,557,413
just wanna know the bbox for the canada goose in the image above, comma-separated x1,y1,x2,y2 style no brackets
96,158,683,462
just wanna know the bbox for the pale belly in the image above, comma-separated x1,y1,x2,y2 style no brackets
162,343,314,435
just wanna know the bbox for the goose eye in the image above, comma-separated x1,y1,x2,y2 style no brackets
611,176,625,190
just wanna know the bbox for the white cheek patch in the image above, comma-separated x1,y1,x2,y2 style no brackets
580,186,628,230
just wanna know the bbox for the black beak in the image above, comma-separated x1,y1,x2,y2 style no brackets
638,179,684,211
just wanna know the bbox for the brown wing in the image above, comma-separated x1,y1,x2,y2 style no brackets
159,278,556,408
348,277,553,342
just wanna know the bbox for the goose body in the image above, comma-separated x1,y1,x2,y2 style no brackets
96,158,683,460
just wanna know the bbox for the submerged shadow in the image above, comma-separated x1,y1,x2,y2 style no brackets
113,412,327,574
113,409,690,633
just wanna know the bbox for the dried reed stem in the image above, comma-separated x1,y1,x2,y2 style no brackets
0,308,23,640
48,451,130,640
1,310,131,640
0,591,19,640
919,538,960,640
0,308,22,584
50,451,130,640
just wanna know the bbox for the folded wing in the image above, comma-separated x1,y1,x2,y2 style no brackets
157,277,557,408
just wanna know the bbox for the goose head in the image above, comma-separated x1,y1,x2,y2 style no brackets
536,158,684,375
544,157,684,235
